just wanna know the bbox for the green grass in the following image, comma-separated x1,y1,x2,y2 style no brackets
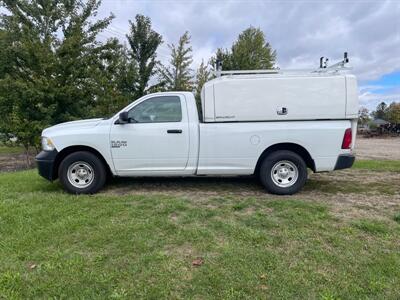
353,160,400,172
305,179,398,195
0,145,25,155
353,219,390,235
1,170,400,299
394,213,400,224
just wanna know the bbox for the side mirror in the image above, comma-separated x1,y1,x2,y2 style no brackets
118,111,129,124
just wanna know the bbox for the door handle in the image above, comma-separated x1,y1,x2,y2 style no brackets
167,129,182,134
276,107,288,115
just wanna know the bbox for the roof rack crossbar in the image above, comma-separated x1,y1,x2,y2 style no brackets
214,52,351,77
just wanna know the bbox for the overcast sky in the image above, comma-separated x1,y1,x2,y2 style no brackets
98,0,400,111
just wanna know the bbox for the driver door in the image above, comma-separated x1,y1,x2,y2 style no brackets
110,94,190,175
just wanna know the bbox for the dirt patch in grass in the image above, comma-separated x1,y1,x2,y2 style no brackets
104,176,266,201
102,168,400,223
303,193,400,221
356,137,400,160
164,243,196,258
317,169,399,184
104,169,400,197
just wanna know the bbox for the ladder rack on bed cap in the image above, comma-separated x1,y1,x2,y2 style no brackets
215,52,351,77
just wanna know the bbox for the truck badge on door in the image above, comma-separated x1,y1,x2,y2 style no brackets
111,140,127,148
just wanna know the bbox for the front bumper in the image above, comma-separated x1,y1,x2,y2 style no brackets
36,150,58,181
334,154,355,170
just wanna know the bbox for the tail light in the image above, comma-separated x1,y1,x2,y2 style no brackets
342,128,352,149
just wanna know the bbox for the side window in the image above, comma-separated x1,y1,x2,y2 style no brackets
128,96,182,123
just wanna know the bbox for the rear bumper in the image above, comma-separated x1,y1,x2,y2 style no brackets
36,150,58,181
334,154,355,170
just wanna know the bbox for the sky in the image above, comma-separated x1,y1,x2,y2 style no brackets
95,0,400,111
2,0,398,111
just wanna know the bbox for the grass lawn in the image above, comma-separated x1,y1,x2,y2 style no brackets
1,165,400,299
0,145,24,155
353,160,400,172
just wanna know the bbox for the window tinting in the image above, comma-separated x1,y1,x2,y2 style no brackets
128,96,182,123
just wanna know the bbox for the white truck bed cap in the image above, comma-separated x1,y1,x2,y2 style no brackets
201,72,358,123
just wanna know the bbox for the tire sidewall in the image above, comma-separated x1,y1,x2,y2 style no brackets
259,150,308,195
58,151,106,194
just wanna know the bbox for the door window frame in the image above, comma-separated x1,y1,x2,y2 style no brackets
113,93,188,125
127,95,182,123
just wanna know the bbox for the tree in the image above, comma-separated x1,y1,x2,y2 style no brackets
127,14,163,99
372,102,388,120
159,31,193,91
211,26,276,70
194,60,211,111
386,102,400,123
93,43,138,117
0,0,121,160
358,107,370,126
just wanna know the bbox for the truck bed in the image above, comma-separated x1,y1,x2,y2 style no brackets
197,120,355,174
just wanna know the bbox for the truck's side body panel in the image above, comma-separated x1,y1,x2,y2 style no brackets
197,120,352,175
43,119,115,173
109,92,200,177
110,94,191,175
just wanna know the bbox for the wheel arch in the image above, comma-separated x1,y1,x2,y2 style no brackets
254,143,316,175
53,145,112,180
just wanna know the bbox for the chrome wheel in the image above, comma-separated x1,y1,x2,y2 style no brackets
67,161,94,189
270,160,298,188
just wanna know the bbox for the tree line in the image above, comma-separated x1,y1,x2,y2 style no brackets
359,102,400,127
0,0,276,153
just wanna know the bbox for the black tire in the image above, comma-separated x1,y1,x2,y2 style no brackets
58,151,106,194
259,150,308,195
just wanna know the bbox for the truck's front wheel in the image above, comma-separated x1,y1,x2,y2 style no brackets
259,150,307,195
58,151,106,194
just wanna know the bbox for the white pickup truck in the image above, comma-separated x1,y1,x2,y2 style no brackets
36,61,358,195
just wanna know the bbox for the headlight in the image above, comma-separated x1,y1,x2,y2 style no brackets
41,137,55,151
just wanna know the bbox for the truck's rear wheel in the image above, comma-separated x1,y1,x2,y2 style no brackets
58,151,106,194
259,150,307,195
